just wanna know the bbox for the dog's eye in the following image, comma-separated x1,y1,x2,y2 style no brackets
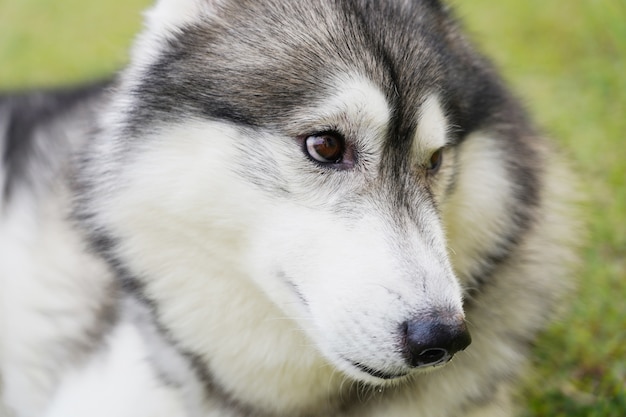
428,148,444,174
305,132,345,164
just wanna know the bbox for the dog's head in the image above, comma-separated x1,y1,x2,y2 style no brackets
75,0,520,385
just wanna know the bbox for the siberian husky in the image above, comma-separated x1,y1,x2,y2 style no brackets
0,0,580,416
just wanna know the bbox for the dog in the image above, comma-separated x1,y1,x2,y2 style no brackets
0,0,580,416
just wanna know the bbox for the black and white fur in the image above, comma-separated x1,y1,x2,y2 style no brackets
0,0,579,416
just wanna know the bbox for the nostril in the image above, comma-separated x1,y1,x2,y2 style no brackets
402,316,471,368
417,348,448,365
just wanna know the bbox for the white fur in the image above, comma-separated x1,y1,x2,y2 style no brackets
0,186,112,417
414,94,449,156
294,74,391,139
44,322,186,417
90,122,346,413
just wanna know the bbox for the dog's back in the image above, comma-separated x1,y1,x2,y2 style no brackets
1,82,110,200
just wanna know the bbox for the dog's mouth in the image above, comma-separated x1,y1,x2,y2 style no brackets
350,362,410,381
348,349,457,381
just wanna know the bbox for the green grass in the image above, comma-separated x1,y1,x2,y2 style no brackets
0,0,149,87
1,1,624,416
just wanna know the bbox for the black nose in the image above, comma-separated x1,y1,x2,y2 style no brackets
402,315,471,368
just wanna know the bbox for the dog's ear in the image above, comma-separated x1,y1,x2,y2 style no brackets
125,0,223,70
144,0,222,34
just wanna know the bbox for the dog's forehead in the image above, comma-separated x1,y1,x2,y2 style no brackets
128,0,457,141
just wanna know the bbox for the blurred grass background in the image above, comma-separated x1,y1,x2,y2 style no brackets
455,2,626,416
0,0,624,415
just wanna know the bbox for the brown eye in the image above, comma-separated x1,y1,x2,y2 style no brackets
428,148,444,173
305,132,345,164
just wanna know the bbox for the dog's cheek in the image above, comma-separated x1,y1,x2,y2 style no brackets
95,122,272,282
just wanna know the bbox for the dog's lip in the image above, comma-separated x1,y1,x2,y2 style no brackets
350,361,410,380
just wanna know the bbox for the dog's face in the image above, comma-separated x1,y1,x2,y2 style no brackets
80,0,497,384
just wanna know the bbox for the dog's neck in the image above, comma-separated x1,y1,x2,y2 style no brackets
125,283,356,416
